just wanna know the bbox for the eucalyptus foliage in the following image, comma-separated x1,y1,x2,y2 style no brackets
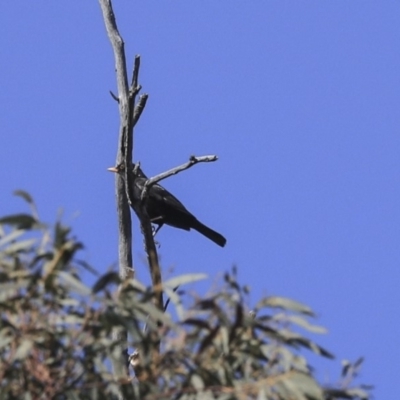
0,193,370,399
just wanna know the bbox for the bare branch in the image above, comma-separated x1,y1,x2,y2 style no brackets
141,217,163,310
133,94,149,127
109,90,119,102
127,55,144,133
130,55,141,92
98,0,132,385
141,155,218,200
131,84,142,97
98,0,132,279
99,1,163,380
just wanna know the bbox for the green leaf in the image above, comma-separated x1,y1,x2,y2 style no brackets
0,283,23,302
128,279,147,292
292,355,310,374
190,374,205,390
293,335,334,359
13,339,33,361
274,379,300,400
14,190,34,205
135,302,177,330
289,372,324,400
57,298,80,307
273,313,327,334
164,286,184,320
257,296,315,316
354,356,364,368
182,318,211,330
324,387,370,399
57,271,91,296
163,273,207,289
0,229,25,249
341,388,370,399
4,238,36,254
92,272,120,293
275,372,323,400
256,388,268,400
0,334,13,350
54,314,85,325
0,214,37,230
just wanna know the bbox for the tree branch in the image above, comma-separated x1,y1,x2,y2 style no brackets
98,0,133,385
135,154,218,310
99,0,162,309
141,155,218,200
130,55,141,94
99,0,163,386
133,94,149,127
98,0,132,280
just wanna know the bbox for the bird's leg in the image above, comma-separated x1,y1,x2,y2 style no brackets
153,223,163,237
150,223,163,248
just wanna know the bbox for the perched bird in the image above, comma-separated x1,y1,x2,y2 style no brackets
109,165,227,247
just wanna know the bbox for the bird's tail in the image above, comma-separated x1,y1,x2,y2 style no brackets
192,220,227,247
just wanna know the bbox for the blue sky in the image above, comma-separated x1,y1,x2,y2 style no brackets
1,2,399,397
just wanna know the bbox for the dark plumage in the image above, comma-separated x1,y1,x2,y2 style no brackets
134,166,226,247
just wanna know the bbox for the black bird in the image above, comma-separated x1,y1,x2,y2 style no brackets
110,165,227,247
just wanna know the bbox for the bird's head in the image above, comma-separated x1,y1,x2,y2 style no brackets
107,163,146,178
107,166,120,173
107,161,125,174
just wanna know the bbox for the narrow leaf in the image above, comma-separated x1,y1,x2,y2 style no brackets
0,214,37,230
163,273,207,289
92,272,120,293
4,239,36,254
164,286,184,320
13,339,33,361
0,229,25,249
289,372,324,400
58,271,91,296
258,296,314,316
273,313,327,334
14,190,34,205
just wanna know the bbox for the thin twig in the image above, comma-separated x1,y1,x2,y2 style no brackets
129,55,142,129
135,154,218,308
130,55,141,92
109,90,119,102
141,155,218,200
133,94,148,127
140,215,163,309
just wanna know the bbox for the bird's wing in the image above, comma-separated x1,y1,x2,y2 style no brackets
150,184,190,214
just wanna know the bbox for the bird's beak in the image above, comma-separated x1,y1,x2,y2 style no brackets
107,167,119,173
